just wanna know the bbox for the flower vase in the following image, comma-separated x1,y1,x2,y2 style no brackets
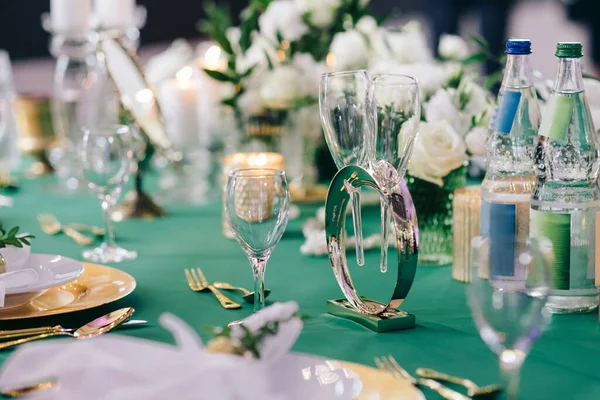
407,166,467,266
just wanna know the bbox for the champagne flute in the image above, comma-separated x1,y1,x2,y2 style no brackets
468,236,552,400
81,125,137,263
319,70,371,266
225,168,290,312
370,74,420,273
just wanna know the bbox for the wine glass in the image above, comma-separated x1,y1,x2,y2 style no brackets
225,168,290,312
319,70,371,266
81,125,138,263
370,74,420,273
468,235,552,400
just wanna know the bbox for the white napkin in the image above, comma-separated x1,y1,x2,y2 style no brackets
0,302,352,400
300,207,397,256
0,280,4,307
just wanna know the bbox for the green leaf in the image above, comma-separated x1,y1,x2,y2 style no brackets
264,50,274,70
240,10,259,53
203,69,235,82
484,70,504,89
469,33,489,50
461,52,488,65
221,97,237,108
240,65,257,79
7,226,18,237
20,238,30,246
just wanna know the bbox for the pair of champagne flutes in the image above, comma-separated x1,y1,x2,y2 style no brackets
319,70,420,272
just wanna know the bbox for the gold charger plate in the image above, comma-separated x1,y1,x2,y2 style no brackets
340,361,425,400
0,263,136,320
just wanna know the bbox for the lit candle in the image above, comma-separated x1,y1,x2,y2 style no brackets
95,0,136,29
221,152,285,237
51,0,92,34
196,43,228,139
452,186,481,282
157,66,201,152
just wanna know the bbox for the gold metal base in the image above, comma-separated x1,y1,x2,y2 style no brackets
326,299,415,332
26,154,54,177
112,189,167,221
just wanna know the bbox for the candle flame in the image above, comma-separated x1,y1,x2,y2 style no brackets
176,66,194,83
135,88,154,104
248,153,268,166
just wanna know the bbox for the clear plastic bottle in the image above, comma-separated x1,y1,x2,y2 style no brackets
480,39,541,280
530,42,599,313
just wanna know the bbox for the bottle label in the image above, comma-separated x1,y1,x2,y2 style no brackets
481,200,529,277
538,95,574,141
491,90,521,134
530,209,596,290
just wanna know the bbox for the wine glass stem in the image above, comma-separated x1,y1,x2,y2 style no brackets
351,190,365,266
100,199,116,248
251,257,267,312
500,356,522,400
380,197,389,273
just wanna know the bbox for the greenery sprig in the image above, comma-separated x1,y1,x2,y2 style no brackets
0,225,34,249
206,312,307,359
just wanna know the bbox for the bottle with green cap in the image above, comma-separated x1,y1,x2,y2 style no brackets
480,39,541,281
530,42,600,314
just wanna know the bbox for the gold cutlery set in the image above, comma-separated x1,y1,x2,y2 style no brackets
375,355,502,400
37,213,105,246
184,267,271,309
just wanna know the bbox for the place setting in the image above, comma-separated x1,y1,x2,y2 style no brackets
2,0,600,398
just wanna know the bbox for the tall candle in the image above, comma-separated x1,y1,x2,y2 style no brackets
95,0,135,29
51,0,92,34
196,43,228,140
158,66,200,152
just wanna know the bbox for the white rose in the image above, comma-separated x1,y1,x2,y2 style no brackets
584,78,600,109
380,23,432,64
369,62,447,98
408,121,469,186
461,79,491,118
438,34,470,60
295,0,341,29
259,0,309,42
330,30,369,70
237,33,278,73
465,126,488,156
424,88,470,135
292,53,325,97
259,65,303,109
356,15,378,36
238,89,266,116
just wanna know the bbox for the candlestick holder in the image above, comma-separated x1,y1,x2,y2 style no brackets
325,166,418,332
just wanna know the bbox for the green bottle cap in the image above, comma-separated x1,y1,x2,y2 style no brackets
555,42,583,58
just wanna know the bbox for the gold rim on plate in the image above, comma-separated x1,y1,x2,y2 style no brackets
0,263,136,320
339,361,425,400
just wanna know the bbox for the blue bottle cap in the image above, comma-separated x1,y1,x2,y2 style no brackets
505,39,532,55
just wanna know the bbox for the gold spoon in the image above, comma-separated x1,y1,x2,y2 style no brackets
212,281,271,303
0,307,134,350
0,377,57,398
416,368,503,399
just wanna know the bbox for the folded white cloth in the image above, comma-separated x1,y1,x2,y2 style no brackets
300,207,397,256
0,302,355,400
0,280,5,307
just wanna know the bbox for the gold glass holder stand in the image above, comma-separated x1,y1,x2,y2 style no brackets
112,169,166,221
325,166,418,332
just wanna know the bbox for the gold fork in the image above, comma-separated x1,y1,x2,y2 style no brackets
375,355,470,400
184,268,241,309
37,213,94,246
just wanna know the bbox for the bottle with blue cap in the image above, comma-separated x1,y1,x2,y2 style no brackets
480,39,541,282
530,42,599,313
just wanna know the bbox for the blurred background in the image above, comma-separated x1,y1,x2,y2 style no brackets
1,0,599,94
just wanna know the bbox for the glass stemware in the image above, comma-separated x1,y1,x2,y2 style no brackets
225,168,290,312
81,125,138,263
468,236,552,400
319,70,371,266
370,74,420,273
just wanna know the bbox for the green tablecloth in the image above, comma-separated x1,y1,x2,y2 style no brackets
1,174,600,399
